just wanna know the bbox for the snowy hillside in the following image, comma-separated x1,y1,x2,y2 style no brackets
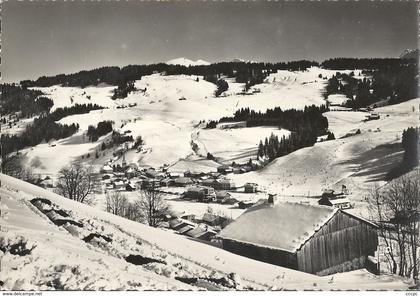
230,98,420,216
21,67,342,176
9,66,419,228
166,57,211,66
0,173,412,290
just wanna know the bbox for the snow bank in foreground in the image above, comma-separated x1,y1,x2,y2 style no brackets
0,173,413,290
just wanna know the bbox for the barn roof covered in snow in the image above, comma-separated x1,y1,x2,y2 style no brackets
218,201,337,253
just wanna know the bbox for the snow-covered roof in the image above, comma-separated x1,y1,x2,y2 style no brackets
178,225,194,234
185,227,207,238
102,165,113,171
187,186,206,193
329,198,351,205
175,177,193,183
219,201,337,253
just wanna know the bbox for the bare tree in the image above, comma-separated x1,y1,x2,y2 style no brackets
55,164,95,203
368,172,420,283
136,182,168,227
106,191,128,216
1,153,33,181
105,191,145,222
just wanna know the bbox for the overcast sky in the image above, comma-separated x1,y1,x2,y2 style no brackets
2,1,418,83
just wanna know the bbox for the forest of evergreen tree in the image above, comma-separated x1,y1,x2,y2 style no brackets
322,58,417,108
1,103,106,157
206,105,331,162
387,127,419,180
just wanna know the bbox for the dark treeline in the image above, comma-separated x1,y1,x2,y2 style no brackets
387,127,419,180
49,103,104,121
254,106,330,161
213,105,329,132
1,115,79,156
321,58,416,70
323,58,418,109
1,103,104,160
1,84,53,117
87,121,113,142
206,105,330,162
257,130,335,161
112,131,134,145
20,60,319,89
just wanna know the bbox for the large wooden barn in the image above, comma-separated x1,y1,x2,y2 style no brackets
218,200,378,275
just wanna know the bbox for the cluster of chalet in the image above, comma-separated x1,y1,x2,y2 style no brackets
218,195,378,276
167,211,233,242
100,161,258,196
217,161,264,175
100,163,138,192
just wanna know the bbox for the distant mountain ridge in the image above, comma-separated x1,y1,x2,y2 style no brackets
231,58,258,64
166,57,210,66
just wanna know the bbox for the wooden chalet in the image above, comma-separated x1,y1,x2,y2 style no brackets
218,200,378,275
318,196,352,210
174,177,194,187
244,182,258,193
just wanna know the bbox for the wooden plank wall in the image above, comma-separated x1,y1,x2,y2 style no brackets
222,239,298,270
296,211,378,274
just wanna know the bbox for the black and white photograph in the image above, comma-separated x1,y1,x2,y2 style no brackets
0,0,419,293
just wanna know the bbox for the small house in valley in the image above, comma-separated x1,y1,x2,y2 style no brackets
174,177,194,187
170,219,196,231
101,165,113,174
217,165,233,174
366,112,380,120
160,178,174,187
238,201,255,209
184,186,216,202
216,121,247,129
202,178,235,190
218,200,378,275
215,191,231,203
186,227,217,241
114,180,126,191
244,182,258,193
318,196,352,210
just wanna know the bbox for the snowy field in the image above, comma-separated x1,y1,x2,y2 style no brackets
1,116,37,136
198,127,290,164
0,173,413,291
327,94,349,106
23,66,345,176
31,84,117,111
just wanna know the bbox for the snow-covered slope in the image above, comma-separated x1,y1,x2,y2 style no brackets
0,173,412,290
230,98,420,216
31,84,116,112
198,127,290,164
24,67,343,175
166,57,210,66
